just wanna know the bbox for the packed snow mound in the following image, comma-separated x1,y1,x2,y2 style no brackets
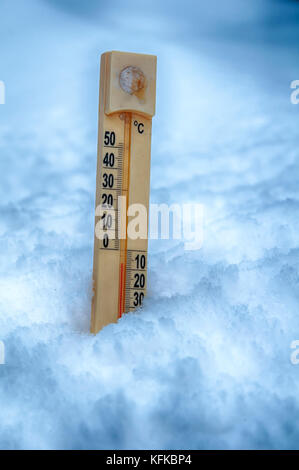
0,0,299,449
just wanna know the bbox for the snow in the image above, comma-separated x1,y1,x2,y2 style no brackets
1,0,299,449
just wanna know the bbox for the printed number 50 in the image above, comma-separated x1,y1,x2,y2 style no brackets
104,131,116,146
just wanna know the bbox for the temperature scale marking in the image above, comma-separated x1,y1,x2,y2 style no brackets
91,51,157,334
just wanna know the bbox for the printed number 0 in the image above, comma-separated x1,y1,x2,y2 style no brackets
103,233,109,248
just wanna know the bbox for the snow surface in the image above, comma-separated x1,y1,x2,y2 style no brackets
1,0,299,449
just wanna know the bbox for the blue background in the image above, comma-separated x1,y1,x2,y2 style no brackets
0,0,299,450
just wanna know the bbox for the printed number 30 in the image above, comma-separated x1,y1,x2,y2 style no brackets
134,292,144,307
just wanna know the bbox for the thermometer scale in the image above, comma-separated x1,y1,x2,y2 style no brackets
91,51,157,334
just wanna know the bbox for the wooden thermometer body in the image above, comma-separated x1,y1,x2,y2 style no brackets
91,51,157,334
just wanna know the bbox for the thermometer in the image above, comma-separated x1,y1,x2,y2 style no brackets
91,51,157,334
